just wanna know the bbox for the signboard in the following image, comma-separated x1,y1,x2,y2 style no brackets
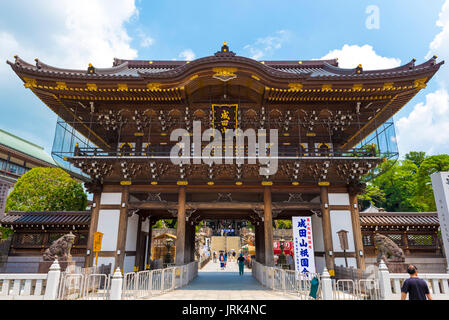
212,104,238,134
431,172,449,267
93,232,104,252
292,216,315,274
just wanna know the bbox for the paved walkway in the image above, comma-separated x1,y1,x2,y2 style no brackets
146,260,301,300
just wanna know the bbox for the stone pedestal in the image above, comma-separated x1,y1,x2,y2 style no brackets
38,260,75,273
385,261,408,273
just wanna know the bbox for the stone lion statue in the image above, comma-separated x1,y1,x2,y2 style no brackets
374,233,405,263
43,232,76,262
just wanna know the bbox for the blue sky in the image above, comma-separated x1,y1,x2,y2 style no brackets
1,0,448,157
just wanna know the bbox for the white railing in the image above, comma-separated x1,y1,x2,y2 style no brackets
389,273,449,300
376,260,449,300
0,259,60,300
0,274,47,300
252,261,321,300
0,260,199,300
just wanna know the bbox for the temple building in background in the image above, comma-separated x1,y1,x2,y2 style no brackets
7,43,442,274
0,129,57,215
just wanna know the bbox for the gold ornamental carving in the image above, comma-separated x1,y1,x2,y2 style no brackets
212,67,237,82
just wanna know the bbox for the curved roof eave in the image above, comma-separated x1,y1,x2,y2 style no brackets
6,54,444,83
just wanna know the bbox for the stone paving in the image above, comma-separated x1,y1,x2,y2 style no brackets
146,260,301,300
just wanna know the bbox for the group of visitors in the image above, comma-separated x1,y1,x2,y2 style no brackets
212,250,246,275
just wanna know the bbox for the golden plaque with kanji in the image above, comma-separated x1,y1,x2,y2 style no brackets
212,104,238,134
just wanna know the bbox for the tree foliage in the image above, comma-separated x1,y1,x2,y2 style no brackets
275,220,292,229
359,152,449,212
5,167,88,212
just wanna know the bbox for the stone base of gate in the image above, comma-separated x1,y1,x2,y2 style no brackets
38,260,75,274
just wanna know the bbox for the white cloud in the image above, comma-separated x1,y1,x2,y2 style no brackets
396,0,449,156
0,0,138,76
244,30,290,60
0,32,21,78
320,44,401,70
179,49,195,61
427,0,449,86
396,89,449,155
137,29,154,48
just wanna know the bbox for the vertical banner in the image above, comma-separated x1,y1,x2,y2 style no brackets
292,216,315,274
431,172,449,268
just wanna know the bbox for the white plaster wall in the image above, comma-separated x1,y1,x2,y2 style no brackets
141,217,149,232
97,257,115,273
97,209,120,251
311,214,324,252
100,193,122,205
315,256,325,274
330,210,355,252
430,172,449,268
125,214,139,252
328,193,350,205
123,255,135,274
334,257,357,268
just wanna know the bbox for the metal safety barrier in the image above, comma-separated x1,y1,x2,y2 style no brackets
121,261,198,299
332,278,379,300
252,261,321,300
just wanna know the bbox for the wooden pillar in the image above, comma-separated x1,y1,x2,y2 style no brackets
175,186,186,265
116,185,130,271
135,135,143,156
184,219,192,264
349,193,366,270
135,214,143,271
190,222,196,262
307,134,315,155
255,222,260,262
403,230,411,255
320,184,334,272
147,218,154,269
85,192,101,267
263,186,274,266
255,220,265,264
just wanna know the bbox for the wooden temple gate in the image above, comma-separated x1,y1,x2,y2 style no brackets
7,42,442,275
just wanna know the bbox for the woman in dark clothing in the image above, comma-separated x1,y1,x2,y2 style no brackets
237,253,245,275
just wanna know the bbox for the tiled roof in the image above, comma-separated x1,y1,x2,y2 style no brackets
0,129,56,166
0,211,91,226
8,55,442,81
359,212,439,226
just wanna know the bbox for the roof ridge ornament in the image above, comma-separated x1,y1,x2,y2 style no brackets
87,63,95,74
215,41,236,57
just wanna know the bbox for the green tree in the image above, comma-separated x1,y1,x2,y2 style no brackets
357,183,386,210
414,154,449,211
275,220,292,229
405,151,426,168
368,159,421,212
5,167,88,212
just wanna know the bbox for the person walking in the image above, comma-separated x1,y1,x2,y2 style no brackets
213,251,217,263
237,253,245,276
232,250,236,262
219,253,225,270
401,265,433,300
286,253,294,270
224,252,227,268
